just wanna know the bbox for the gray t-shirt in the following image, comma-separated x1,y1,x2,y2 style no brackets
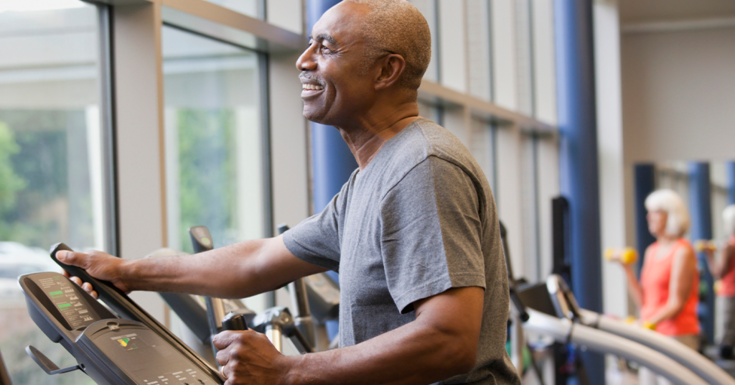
283,118,519,384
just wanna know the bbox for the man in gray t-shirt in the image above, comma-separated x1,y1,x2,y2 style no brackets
59,1,520,384
284,118,518,384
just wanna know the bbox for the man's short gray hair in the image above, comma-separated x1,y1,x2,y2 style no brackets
344,0,431,90
645,189,691,237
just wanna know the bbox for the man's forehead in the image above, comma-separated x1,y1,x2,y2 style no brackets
310,2,370,43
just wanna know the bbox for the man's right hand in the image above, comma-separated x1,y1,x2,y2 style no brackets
57,250,133,299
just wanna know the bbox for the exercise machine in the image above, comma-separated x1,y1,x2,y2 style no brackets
187,226,253,356
545,274,735,385
277,224,340,350
20,243,224,384
499,221,543,384
163,224,339,354
517,278,708,385
523,309,707,385
503,214,713,385
160,225,324,357
189,225,313,354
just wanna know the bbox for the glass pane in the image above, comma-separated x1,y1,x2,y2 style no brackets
514,0,535,116
467,0,492,101
469,118,496,194
417,100,443,126
204,0,261,19
520,135,540,282
530,0,556,123
0,1,103,384
163,27,267,257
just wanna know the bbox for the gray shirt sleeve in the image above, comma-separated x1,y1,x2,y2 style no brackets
381,156,487,313
281,175,353,272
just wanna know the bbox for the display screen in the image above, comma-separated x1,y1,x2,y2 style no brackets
36,275,98,330
94,328,218,384
114,333,146,351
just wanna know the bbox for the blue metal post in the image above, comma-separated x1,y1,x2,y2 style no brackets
634,164,656,274
554,0,604,382
307,0,358,213
689,162,715,343
307,0,355,341
727,161,735,205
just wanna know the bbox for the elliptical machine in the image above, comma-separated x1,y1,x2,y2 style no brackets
20,243,226,384
158,225,337,361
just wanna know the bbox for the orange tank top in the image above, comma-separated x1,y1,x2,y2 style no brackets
720,236,735,297
640,239,700,336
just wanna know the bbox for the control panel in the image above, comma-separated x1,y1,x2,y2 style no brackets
82,321,217,384
19,242,224,385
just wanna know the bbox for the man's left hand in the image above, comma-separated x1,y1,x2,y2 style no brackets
213,330,294,385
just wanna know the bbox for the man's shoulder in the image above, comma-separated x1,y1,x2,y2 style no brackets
371,119,487,201
387,118,476,171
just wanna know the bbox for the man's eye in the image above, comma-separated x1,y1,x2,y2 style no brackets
320,46,332,53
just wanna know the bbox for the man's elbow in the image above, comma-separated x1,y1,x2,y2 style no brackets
441,340,477,376
454,349,478,375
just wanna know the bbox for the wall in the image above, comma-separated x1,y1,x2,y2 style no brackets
593,14,735,320
621,26,735,163
621,25,735,278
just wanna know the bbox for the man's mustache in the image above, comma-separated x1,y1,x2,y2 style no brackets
299,74,324,85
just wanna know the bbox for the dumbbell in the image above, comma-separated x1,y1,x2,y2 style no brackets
605,248,638,265
715,280,723,296
695,240,717,253
624,316,656,331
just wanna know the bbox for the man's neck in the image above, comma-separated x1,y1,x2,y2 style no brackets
336,105,420,170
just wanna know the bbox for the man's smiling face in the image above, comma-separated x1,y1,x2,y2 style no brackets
296,2,378,126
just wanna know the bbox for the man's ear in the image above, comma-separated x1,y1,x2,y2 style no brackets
375,54,406,91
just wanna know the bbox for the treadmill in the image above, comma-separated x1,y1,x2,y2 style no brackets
512,265,709,384
545,274,735,385
522,309,707,385
19,243,225,384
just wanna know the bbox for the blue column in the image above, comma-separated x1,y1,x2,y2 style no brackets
554,1,604,383
689,162,715,343
727,161,735,205
307,0,358,213
634,164,656,274
307,0,355,341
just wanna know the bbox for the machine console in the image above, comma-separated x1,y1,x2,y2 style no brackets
18,243,224,385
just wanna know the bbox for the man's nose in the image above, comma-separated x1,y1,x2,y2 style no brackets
296,45,317,71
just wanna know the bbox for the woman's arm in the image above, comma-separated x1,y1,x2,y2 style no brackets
711,243,735,280
703,244,721,278
646,245,696,326
622,246,649,310
623,263,643,310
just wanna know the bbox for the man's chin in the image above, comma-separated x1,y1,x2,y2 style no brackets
302,108,328,125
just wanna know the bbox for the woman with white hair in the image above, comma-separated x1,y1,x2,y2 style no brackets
620,189,699,385
703,204,735,358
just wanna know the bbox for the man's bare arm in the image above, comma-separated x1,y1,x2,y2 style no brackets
214,286,485,385
57,235,327,298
